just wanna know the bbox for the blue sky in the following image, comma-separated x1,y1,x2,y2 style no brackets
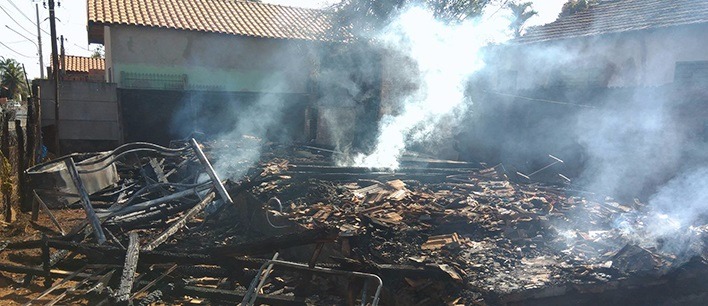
1,0,567,79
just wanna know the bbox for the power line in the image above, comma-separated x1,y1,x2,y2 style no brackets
2,1,52,36
483,90,597,109
0,41,37,59
6,25,39,48
0,4,36,37
7,0,35,25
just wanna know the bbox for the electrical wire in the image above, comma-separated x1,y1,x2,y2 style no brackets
0,5,36,37
6,0,51,36
483,90,597,108
0,41,36,58
7,0,35,25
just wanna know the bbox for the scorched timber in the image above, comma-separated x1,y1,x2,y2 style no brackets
210,226,339,257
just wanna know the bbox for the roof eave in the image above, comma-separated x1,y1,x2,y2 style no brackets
88,21,105,45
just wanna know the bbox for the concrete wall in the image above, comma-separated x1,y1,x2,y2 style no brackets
39,80,120,141
492,23,708,90
106,25,319,93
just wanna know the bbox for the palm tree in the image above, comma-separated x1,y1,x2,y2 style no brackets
0,57,28,101
507,1,538,37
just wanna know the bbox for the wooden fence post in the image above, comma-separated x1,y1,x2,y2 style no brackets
1,113,11,222
15,120,28,212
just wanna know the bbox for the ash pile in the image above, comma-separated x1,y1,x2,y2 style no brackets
1,139,706,305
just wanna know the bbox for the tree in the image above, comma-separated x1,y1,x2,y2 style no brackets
0,57,28,101
331,0,493,36
558,0,598,18
507,1,537,37
91,45,105,59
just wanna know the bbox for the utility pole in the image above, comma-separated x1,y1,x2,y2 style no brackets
35,3,44,79
48,0,60,154
60,35,65,78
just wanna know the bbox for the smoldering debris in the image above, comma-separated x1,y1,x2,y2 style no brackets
2,140,706,305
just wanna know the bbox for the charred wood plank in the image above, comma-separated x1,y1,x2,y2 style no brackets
42,235,51,288
0,263,104,279
64,158,106,244
114,231,140,305
149,158,168,183
210,226,339,257
143,192,216,251
178,285,306,306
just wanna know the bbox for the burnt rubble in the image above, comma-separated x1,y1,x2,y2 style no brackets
0,139,706,305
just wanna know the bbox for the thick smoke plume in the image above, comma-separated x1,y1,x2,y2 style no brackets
468,29,708,261
349,6,511,169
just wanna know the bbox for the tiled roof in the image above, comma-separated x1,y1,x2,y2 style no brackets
51,55,105,73
518,0,708,43
87,0,337,41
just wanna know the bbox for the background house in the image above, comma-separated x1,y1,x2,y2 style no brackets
86,0,339,144
461,0,708,189
497,0,708,89
40,55,120,152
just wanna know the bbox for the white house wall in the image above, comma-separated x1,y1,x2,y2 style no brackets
107,25,316,93
497,23,708,89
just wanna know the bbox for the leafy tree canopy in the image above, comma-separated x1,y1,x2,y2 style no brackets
507,1,537,37
558,0,598,18
0,57,28,101
330,0,494,36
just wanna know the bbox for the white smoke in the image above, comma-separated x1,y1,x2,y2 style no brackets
351,6,511,169
615,166,708,257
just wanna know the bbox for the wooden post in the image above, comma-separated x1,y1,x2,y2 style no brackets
42,234,52,288
27,84,37,167
15,120,28,212
1,113,10,223
1,113,8,159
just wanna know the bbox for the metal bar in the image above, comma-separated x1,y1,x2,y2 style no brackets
45,267,112,306
249,253,280,305
33,191,65,235
190,138,233,206
99,184,211,219
142,192,216,251
130,264,178,300
242,253,279,306
24,265,89,305
64,158,106,244
247,259,383,306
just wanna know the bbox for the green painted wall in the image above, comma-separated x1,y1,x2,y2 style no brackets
114,63,300,93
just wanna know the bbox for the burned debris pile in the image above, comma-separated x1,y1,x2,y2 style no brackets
0,140,706,305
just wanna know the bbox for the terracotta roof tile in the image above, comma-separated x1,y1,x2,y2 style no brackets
52,55,105,73
518,0,708,43
88,0,338,41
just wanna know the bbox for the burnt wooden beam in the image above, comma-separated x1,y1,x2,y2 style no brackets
143,192,216,251
178,285,307,306
42,235,52,288
114,231,140,305
210,226,339,257
64,158,106,244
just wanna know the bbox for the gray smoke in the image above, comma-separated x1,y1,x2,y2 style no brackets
470,29,708,260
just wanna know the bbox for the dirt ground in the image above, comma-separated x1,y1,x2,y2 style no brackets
0,208,89,305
